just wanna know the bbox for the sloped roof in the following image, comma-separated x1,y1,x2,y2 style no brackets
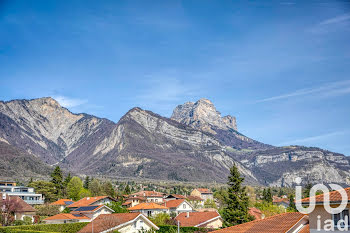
175,211,221,227
71,205,103,212
130,190,164,198
248,207,262,220
68,196,113,208
212,212,308,233
164,199,187,208
50,199,74,206
166,194,186,199
44,213,90,221
128,202,168,210
195,188,213,194
0,195,36,213
298,187,350,204
187,195,203,201
78,213,159,233
299,224,310,233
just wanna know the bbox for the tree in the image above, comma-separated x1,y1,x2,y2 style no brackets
124,184,131,195
0,196,20,226
222,164,253,227
288,194,297,212
102,181,116,197
204,199,217,209
35,204,60,216
64,173,72,186
83,176,90,189
29,181,57,203
106,201,128,213
79,188,92,199
67,176,83,201
51,166,63,197
262,188,273,203
89,179,102,196
303,183,313,198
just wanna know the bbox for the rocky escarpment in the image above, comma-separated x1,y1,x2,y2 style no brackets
237,146,350,186
171,98,272,150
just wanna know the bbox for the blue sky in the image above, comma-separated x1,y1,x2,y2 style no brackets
1,0,350,155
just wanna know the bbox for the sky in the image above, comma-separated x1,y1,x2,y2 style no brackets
1,0,350,155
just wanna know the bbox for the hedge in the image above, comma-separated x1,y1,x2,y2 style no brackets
157,225,211,233
0,222,88,233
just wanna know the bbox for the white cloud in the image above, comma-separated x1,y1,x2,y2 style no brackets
277,131,348,146
53,96,87,108
257,80,350,103
319,14,350,26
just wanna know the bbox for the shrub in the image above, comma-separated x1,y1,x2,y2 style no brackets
157,225,210,233
0,222,88,233
23,216,33,225
13,220,25,226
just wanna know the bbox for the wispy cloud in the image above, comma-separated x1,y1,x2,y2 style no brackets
277,131,348,146
257,80,350,103
53,96,87,108
319,14,350,26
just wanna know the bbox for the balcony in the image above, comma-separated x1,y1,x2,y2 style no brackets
24,199,45,205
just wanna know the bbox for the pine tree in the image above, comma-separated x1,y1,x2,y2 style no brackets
222,164,253,227
83,176,90,189
102,181,116,197
51,166,63,197
64,173,72,186
124,184,131,195
288,194,297,211
266,188,273,203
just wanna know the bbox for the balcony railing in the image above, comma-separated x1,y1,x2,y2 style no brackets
24,199,45,205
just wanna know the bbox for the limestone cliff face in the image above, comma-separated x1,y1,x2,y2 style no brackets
171,98,237,133
171,98,272,150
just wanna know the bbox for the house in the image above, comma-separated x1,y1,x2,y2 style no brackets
50,199,74,211
164,199,194,215
191,188,213,201
67,196,116,210
164,194,186,201
128,190,165,203
298,187,350,233
186,195,205,208
78,213,159,233
273,197,290,209
0,181,17,186
42,213,90,224
128,202,168,217
248,207,264,220
212,212,309,233
43,205,114,224
175,211,223,229
0,183,44,205
0,194,36,223
122,196,146,208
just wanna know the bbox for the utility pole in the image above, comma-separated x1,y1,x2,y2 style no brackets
177,220,180,233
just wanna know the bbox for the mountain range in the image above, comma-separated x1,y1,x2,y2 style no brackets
0,97,349,186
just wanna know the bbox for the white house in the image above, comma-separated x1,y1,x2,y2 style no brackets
164,199,194,215
128,202,169,217
78,213,159,233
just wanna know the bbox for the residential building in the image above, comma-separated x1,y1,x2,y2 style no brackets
0,184,44,205
50,199,74,212
273,196,290,209
43,213,90,224
164,194,186,201
43,205,114,224
164,199,194,215
186,195,204,208
128,202,168,217
67,196,116,211
191,188,213,201
212,212,309,233
248,207,264,220
175,211,223,229
129,190,165,203
0,195,36,223
0,181,16,186
78,213,159,233
122,196,146,208
299,187,350,233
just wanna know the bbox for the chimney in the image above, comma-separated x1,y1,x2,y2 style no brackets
186,212,189,218
87,197,90,200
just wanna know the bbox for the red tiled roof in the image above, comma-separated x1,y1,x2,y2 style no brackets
187,196,203,201
170,194,186,199
0,195,36,213
50,199,74,206
299,224,310,233
78,213,141,233
212,212,307,233
44,213,90,221
196,188,213,194
164,199,186,208
248,207,262,220
130,191,164,198
128,202,168,210
68,196,111,208
298,187,350,204
273,198,289,204
122,200,132,206
175,211,220,227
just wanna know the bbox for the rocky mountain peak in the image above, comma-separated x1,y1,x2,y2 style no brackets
171,98,237,134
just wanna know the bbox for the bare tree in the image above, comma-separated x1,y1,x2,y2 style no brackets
0,195,21,226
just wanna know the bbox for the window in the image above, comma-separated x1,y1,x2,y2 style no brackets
147,211,152,217
333,209,349,230
183,204,186,209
